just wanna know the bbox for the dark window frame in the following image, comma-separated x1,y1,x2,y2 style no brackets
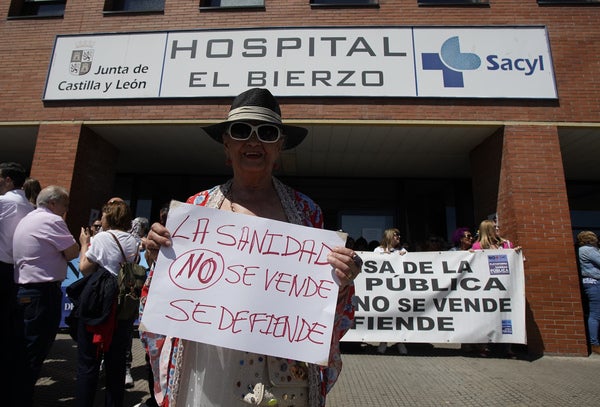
103,0,165,16
7,0,66,19
199,0,266,11
537,0,599,4
418,0,489,6
309,0,379,7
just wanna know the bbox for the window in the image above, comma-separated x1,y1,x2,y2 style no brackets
104,0,165,13
8,0,66,18
418,0,488,5
538,0,599,4
310,0,378,6
199,0,264,8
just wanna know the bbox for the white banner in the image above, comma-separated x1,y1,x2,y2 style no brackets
342,250,526,344
141,201,346,366
44,26,556,100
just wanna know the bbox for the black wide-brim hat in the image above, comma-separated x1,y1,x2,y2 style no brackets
202,88,308,150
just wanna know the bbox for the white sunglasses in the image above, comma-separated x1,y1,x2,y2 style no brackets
227,122,282,143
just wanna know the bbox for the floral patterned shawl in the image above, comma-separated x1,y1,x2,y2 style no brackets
140,177,355,406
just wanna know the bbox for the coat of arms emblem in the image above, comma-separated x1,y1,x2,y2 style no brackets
70,44,94,76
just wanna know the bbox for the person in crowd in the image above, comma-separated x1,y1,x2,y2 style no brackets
131,216,149,251
13,185,79,406
353,236,369,251
141,88,360,407
577,231,600,354
90,218,103,237
345,235,355,250
0,162,35,406
340,232,365,355
449,227,474,251
368,239,380,251
123,216,150,389
158,202,169,225
85,216,105,375
472,219,520,251
374,228,408,355
95,197,126,376
81,217,102,254
22,177,42,207
424,235,448,251
471,219,521,358
374,228,407,255
448,227,476,354
76,200,140,407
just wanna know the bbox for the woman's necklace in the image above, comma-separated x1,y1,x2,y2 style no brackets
227,189,268,217
228,191,238,213
228,187,287,221
228,189,247,214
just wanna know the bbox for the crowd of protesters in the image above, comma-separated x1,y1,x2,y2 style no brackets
2,88,598,406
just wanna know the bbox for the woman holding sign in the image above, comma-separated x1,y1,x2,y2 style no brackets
374,228,409,355
471,219,520,358
472,219,520,252
141,88,361,407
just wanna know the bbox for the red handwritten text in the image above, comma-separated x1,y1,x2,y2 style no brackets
167,299,216,325
169,215,334,265
225,264,258,286
164,299,327,345
265,270,334,298
169,249,225,290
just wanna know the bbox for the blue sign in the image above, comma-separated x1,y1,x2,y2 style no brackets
60,258,81,328
60,253,148,328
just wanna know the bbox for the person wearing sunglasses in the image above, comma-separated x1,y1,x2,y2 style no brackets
90,220,102,236
449,227,473,251
373,228,407,255
373,228,409,355
142,88,360,407
470,219,521,359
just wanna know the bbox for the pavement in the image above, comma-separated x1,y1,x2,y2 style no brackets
35,333,600,406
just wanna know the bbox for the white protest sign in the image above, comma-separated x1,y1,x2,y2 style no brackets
141,201,346,366
342,250,526,344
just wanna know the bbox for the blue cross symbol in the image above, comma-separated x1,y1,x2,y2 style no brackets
422,36,481,88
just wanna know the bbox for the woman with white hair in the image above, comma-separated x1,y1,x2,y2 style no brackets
142,88,361,407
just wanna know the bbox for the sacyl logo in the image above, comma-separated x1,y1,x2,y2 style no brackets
422,36,481,88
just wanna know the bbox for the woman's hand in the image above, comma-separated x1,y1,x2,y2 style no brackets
513,246,526,261
327,246,363,288
78,227,97,276
79,227,91,247
145,222,171,263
